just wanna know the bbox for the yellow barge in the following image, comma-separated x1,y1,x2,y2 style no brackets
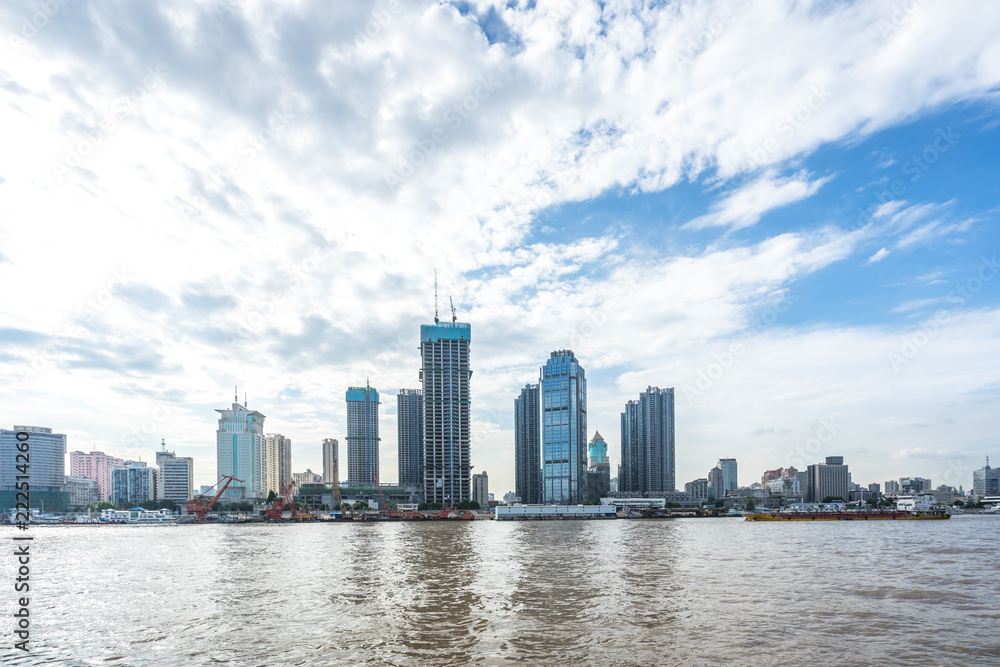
746,511,949,521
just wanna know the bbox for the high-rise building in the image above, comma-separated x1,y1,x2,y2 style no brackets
70,450,124,501
868,482,881,494
1,426,66,492
899,476,931,494
619,387,675,495
472,470,489,508
884,479,900,494
514,383,541,505
155,440,194,502
111,461,157,503
1,426,69,512
541,350,588,505
587,430,611,503
807,456,849,503
397,389,423,489
709,458,738,499
421,321,472,504
347,382,380,486
216,396,267,500
323,438,339,485
264,433,292,496
973,458,999,496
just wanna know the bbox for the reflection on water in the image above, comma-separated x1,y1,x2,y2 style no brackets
2,517,998,666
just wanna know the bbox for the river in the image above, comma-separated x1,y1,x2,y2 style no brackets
2,516,998,665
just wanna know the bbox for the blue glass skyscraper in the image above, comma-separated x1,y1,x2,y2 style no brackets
540,350,587,504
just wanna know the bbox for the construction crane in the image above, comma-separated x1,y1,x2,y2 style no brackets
185,475,242,521
265,480,298,521
372,473,394,517
433,269,439,325
449,296,457,322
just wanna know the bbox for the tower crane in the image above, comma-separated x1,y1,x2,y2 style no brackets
450,296,457,322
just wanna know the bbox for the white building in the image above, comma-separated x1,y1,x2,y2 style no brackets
156,441,194,502
217,397,267,500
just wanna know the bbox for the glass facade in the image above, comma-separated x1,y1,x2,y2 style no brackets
541,350,587,504
397,389,423,488
619,387,675,495
216,401,267,500
514,383,541,504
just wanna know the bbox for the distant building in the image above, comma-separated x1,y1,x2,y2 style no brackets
421,320,472,505
884,479,900,494
868,482,881,494
347,382,380,486
587,431,611,504
264,434,292,496
708,459,738,499
685,478,710,500
155,441,194,502
761,467,799,486
807,456,849,503
541,350,588,504
766,477,800,496
66,476,100,508
514,383,542,505
111,461,157,504
899,477,931,494
397,389,423,489
323,438,339,485
1,426,69,512
973,458,999,496
293,469,323,488
70,450,124,501
472,471,489,508
619,387,676,496
216,396,267,500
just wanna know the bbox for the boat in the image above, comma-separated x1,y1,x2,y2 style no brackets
746,510,949,521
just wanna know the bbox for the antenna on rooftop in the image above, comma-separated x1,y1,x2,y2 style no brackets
434,269,439,325
244,393,248,408
235,385,238,402
161,438,166,451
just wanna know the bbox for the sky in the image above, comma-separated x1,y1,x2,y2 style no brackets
1,0,999,497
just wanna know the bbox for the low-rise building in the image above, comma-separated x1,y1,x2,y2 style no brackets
66,476,100,508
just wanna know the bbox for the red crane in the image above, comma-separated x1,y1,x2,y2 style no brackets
265,480,298,520
185,475,242,521
372,474,394,517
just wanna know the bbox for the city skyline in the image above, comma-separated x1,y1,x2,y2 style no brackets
3,2,999,498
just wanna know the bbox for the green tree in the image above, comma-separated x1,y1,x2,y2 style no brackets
140,500,158,510
95,501,115,511
744,497,756,512
866,497,879,508
352,500,369,511
159,499,178,511
952,500,965,507
469,500,481,510
266,490,278,503
418,502,429,510
714,500,724,508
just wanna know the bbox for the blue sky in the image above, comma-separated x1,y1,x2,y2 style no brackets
1,0,998,495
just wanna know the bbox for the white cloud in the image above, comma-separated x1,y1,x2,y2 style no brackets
684,171,834,231
867,247,890,264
